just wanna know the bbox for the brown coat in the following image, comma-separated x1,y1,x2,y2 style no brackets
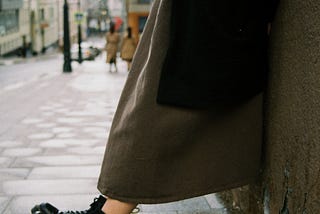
98,0,263,204
105,32,120,63
120,36,137,61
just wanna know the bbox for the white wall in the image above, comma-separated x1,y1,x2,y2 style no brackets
0,0,30,55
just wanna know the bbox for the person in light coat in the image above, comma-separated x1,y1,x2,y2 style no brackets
120,27,137,71
105,23,120,72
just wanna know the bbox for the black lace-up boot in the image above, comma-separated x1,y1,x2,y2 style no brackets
31,195,106,214
60,195,106,214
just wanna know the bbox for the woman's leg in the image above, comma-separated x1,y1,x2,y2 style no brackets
114,61,118,72
101,198,137,214
127,61,132,71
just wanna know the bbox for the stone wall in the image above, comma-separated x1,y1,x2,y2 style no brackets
264,0,320,212
224,0,320,213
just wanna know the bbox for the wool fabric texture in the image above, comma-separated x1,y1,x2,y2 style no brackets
98,0,263,204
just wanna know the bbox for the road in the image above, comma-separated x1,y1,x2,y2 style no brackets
0,57,59,90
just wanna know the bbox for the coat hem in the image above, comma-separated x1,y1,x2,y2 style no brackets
97,176,258,204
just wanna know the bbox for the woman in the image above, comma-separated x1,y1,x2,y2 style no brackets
120,27,137,71
105,23,120,72
33,0,279,213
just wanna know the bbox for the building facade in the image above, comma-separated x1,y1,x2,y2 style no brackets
29,0,60,54
0,0,29,56
0,0,87,56
126,0,153,40
57,0,86,48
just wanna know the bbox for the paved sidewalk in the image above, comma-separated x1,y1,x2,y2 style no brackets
0,48,60,66
0,55,238,214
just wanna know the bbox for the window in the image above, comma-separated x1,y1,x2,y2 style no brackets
49,7,54,20
138,16,148,33
138,0,152,4
0,9,19,35
40,8,45,20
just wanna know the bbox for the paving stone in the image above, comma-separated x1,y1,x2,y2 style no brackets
65,111,105,117
0,169,30,181
3,194,97,214
54,108,69,113
40,148,71,155
176,209,229,214
2,148,42,157
28,166,100,179
94,146,105,152
141,197,211,212
37,82,49,88
69,74,110,92
3,82,26,91
21,118,43,124
2,179,99,195
57,117,85,124
67,147,105,155
0,169,31,194
83,127,107,133
36,123,57,128
61,99,73,104
47,103,63,108
56,133,77,138
12,155,103,167
52,127,74,133
39,139,99,148
91,132,108,138
42,112,55,116
0,141,24,148
82,122,111,128
83,141,108,148
140,212,177,214
28,133,54,140
83,110,108,117
0,196,10,214
39,106,55,111
204,194,224,209
0,157,14,167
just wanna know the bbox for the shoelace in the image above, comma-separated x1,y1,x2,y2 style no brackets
58,197,101,214
59,207,140,214
57,197,140,214
59,212,86,214
131,207,140,214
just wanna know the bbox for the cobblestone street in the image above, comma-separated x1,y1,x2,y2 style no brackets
0,54,234,214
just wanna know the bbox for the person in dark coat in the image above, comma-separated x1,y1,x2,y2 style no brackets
32,0,279,214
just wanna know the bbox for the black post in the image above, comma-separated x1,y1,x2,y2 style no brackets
78,24,83,63
63,0,72,72
77,0,83,63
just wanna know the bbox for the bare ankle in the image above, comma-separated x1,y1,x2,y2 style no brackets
101,198,137,214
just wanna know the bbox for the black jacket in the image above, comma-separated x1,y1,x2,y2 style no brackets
157,0,279,108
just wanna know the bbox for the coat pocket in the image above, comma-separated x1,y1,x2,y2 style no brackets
203,0,266,41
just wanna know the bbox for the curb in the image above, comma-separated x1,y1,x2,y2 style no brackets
0,53,61,66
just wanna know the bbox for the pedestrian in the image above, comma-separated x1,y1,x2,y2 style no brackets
105,23,120,72
120,27,137,71
32,0,279,213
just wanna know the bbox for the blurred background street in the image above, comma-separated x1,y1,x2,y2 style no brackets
2,0,318,213
0,0,241,213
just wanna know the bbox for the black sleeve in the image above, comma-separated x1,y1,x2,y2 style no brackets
267,0,280,22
